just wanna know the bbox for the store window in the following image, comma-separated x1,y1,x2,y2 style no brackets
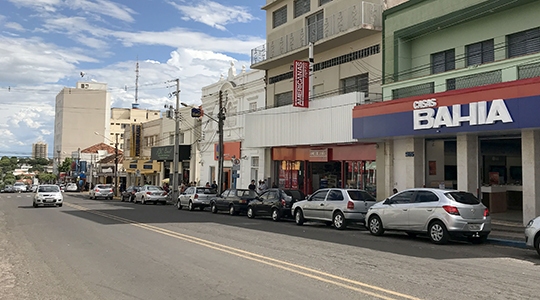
431,49,455,74
466,39,494,66
345,161,376,197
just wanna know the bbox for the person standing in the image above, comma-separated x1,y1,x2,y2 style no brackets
248,180,256,191
258,180,267,193
211,181,217,189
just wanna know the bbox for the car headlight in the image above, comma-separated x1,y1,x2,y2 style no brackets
527,219,535,228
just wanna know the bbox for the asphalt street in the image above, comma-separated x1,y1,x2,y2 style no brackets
1,192,539,300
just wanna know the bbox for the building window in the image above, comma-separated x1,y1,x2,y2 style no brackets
431,49,455,74
251,156,259,167
508,27,540,58
307,11,324,43
466,39,494,66
341,74,369,95
319,0,332,6
275,91,293,107
249,102,257,112
169,134,174,145
121,124,126,129
120,144,124,149
179,133,185,144
273,6,287,28
294,0,310,18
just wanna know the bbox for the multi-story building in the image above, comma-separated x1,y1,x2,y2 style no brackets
31,141,48,159
352,0,540,225
53,81,111,171
109,107,161,151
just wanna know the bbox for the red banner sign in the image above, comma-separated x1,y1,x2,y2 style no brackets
293,60,309,108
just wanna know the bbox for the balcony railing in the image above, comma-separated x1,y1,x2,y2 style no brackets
251,1,382,65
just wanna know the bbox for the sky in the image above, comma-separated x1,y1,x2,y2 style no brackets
0,0,266,158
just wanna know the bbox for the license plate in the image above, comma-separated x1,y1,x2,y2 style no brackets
468,224,482,231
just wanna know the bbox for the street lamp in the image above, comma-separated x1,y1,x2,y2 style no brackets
94,131,119,197
165,79,181,202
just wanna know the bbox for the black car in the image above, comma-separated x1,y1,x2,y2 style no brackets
247,189,304,221
210,189,259,215
121,186,140,202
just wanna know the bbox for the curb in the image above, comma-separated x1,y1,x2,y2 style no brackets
487,238,527,249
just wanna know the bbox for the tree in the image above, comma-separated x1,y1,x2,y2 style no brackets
38,173,57,184
59,158,72,173
29,165,45,173
3,174,15,185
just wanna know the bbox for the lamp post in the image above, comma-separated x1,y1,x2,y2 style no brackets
94,132,119,197
217,90,224,194
165,79,181,202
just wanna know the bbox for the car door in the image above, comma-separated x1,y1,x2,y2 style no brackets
216,190,229,210
263,190,280,215
181,187,193,206
381,190,415,230
253,191,269,215
323,189,345,220
303,190,328,219
408,191,440,231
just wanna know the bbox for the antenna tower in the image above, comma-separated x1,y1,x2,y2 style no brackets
132,58,140,109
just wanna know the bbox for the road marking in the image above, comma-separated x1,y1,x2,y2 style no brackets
65,202,421,300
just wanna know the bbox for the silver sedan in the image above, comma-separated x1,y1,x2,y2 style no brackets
366,188,491,244
525,216,540,256
134,185,168,205
291,188,377,230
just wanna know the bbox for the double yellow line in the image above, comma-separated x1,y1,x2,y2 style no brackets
66,202,421,300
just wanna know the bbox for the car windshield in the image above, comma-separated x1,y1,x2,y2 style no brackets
38,186,60,193
347,190,376,201
14,182,25,186
147,186,163,191
445,192,480,205
196,188,217,194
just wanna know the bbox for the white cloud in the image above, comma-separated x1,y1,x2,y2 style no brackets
169,0,255,31
5,22,25,31
7,0,61,12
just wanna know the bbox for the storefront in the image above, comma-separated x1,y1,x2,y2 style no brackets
272,144,376,196
352,77,540,224
150,145,191,187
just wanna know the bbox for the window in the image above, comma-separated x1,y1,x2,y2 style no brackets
251,156,259,167
294,0,310,18
307,11,324,43
466,39,494,66
273,6,287,28
390,191,415,204
445,192,480,205
169,134,174,145
431,49,455,74
508,27,540,58
319,0,332,6
249,102,257,112
341,74,369,95
310,190,328,201
275,91,292,107
327,190,344,201
414,191,439,203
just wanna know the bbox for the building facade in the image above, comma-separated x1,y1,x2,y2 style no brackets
352,0,540,225
31,142,48,159
109,107,161,151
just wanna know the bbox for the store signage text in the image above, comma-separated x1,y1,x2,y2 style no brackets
413,99,513,130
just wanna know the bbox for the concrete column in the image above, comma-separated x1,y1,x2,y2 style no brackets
522,130,540,225
376,140,393,201
392,137,424,192
457,134,479,194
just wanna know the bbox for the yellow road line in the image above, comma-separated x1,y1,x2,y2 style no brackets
66,202,422,300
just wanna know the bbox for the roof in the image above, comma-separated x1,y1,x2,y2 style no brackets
81,143,123,155
97,153,124,164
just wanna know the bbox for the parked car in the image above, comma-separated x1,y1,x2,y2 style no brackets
65,183,79,192
89,184,114,200
13,182,28,193
525,216,540,256
366,188,491,244
134,185,168,205
121,186,140,202
177,186,218,211
33,184,63,207
247,188,304,221
210,189,259,215
292,188,377,230
3,185,14,193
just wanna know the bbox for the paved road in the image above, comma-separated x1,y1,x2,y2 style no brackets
1,192,539,300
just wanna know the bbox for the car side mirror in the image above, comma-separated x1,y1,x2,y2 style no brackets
383,198,392,204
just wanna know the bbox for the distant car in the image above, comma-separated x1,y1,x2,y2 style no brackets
292,188,377,230
4,185,14,193
65,183,79,192
33,185,63,207
525,216,540,256
247,188,303,221
13,182,27,193
89,184,114,200
177,186,218,211
121,186,140,202
134,185,168,205
366,188,491,244
210,189,259,215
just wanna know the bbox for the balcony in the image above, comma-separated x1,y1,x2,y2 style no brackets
251,1,382,69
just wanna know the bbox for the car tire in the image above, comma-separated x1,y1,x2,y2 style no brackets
247,207,255,218
211,203,218,214
428,220,449,245
229,205,236,216
368,215,384,236
468,235,488,244
57,204,63,207
33,202,38,208
142,198,146,205
333,211,347,230
109,197,113,200
271,208,280,222
121,197,125,202
188,201,194,211
295,209,304,226
535,236,540,256
176,201,182,210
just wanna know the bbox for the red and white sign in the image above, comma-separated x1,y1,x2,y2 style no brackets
293,60,310,108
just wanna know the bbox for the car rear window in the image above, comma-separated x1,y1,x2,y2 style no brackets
196,188,217,194
284,190,305,200
147,186,164,191
97,185,111,189
237,190,258,197
445,192,480,205
347,190,376,201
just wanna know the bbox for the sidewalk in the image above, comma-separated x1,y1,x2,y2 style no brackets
487,219,527,248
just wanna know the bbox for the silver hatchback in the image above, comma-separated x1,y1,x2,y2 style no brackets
291,188,377,230
177,186,217,211
134,185,168,205
366,188,491,244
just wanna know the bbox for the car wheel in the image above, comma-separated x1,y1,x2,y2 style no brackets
188,201,194,211
247,207,255,219
271,208,281,222
229,205,236,216
176,201,182,210
142,198,146,205
33,202,38,208
333,211,347,230
406,232,417,238
211,203,218,214
121,196,125,202
428,220,449,244
295,209,304,226
368,215,384,236
468,235,488,244
57,204,63,207
109,197,113,200
535,236,540,256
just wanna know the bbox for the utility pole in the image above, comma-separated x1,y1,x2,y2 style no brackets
115,133,119,197
217,90,224,194
171,79,181,202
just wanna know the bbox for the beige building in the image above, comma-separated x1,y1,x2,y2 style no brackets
109,107,161,151
31,141,48,159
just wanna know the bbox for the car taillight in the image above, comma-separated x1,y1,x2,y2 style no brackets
443,205,460,215
484,208,490,217
347,201,354,209
94,189,98,192
194,194,199,199
109,189,113,192
163,192,168,196
146,192,152,195
281,199,286,206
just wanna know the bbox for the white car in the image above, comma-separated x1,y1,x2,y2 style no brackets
33,185,63,207
13,182,27,193
525,216,540,256
65,183,79,192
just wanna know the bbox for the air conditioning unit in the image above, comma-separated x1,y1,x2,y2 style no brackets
81,83,89,89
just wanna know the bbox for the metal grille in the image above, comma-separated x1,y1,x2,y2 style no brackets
466,39,494,66
446,70,502,91
392,82,434,100
518,62,540,79
275,91,293,107
431,49,455,74
319,0,332,5
508,27,540,58
273,5,287,28
341,74,369,95
294,0,310,18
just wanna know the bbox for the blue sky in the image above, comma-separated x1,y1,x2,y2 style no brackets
0,0,266,157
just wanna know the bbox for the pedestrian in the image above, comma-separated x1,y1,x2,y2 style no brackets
258,180,267,193
248,180,256,191
211,181,217,189
272,182,278,188
205,182,211,187
393,188,398,194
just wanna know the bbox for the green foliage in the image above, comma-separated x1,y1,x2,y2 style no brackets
28,158,51,166
38,173,57,184
29,165,45,173
59,158,72,173
3,174,15,185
